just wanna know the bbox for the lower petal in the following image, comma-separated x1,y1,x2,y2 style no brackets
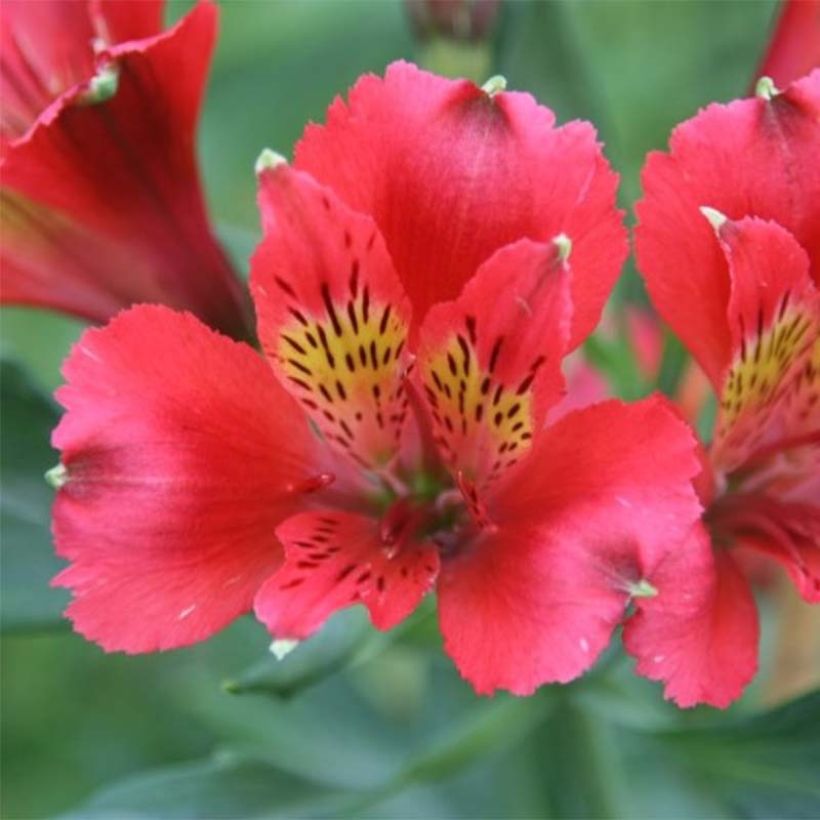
624,528,759,708
438,396,703,695
255,509,440,639
52,306,318,652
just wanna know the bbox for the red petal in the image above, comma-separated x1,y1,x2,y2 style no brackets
756,1,820,90
295,61,626,347
52,306,318,652
91,0,164,45
251,161,413,471
0,2,250,340
711,217,819,471
255,510,439,638
635,70,820,386
437,397,702,695
0,0,95,143
416,238,570,492
624,528,759,708
717,493,820,603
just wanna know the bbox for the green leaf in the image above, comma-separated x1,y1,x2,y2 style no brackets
64,750,346,819
0,357,68,632
222,607,371,699
346,692,555,813
223,600,439,700
653,691,820,818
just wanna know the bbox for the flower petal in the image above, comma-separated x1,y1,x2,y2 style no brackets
0,1,250,339
255,510,439,639
295,60,626,346
251,160,413,471
437,397,702,695
756,0,820,90
624,527,759,708
91,0,164,45
0,0,95,143
416,237,570,494
635,70,820,386
710,217,819,472
52,306,318,652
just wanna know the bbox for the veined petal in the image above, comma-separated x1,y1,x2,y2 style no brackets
624,528,759,708
711,217,819,472
755,0,820,90
416,238,571,493
295,60,626,346
255,510,439,639
251,161,413,471
0,1,251,339
635,70,820,386
52,306,318,653
0,0,95,144
437,397,702,695
91,0,164,45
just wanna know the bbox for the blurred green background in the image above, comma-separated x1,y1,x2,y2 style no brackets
3,1,819,818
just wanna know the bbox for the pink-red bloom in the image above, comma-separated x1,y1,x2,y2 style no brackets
634,69,820,707
0,0,250,339
50,63,704,696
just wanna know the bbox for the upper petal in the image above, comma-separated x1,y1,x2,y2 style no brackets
436,396,702,695
415,237,571,495
710,217,819,472
635,70,820,385
251,159,413,471
52,306,318,653
295,60,626,347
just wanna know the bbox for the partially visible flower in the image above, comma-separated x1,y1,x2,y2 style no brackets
48,63,705,698
755,0,820,91
634,70,820,707
0,0,250,340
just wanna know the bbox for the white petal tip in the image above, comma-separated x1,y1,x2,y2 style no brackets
255,148,288,175
45,464,68,490
755,76,779,101
77,64,119,106
481,75,507,97
700,206,727,232
269,638,299,660
552,233,572,263
628,578,658,598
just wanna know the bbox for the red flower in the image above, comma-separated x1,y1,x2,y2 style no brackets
0,0,250,340
50,63,703,696
634,70,820,707
755,0,820,91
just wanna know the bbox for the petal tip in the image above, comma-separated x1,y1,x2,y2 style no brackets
552,232,572,263
45,463,69,490
699,205,728,232
481,74,507,97
754,75,780,101
255,148,288,176
269,638,300,660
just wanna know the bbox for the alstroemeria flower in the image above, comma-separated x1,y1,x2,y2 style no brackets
50,63,704,696
0,0,250,340
633,69,820,707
